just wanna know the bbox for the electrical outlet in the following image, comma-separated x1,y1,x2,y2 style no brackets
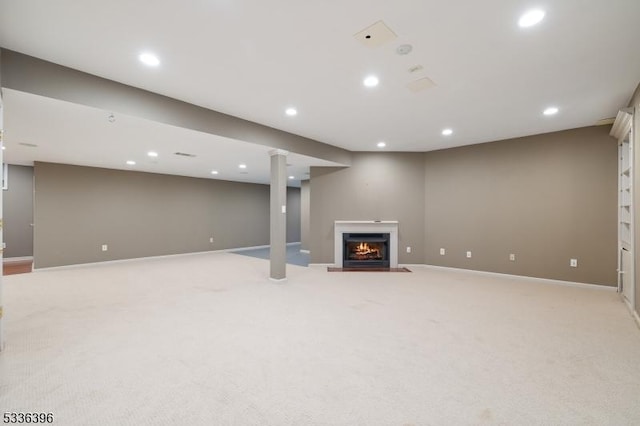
101,244,108,252
440,248,446,255
209,237,214,243
570,258,578,267
406,246,411,253
466,251,472,258
509,253,516,261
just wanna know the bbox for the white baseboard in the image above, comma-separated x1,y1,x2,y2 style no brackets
421,264,616,291
3,256,34,263
35,243,305,271
229,242,300,252
227,245,270,252
309,263,333,267
34,249,230,271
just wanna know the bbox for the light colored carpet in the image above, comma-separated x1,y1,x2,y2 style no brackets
1,252,639,425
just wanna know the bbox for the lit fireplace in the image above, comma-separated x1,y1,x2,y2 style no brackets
342,233,390,268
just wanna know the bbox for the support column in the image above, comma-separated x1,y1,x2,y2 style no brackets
269,149,288,281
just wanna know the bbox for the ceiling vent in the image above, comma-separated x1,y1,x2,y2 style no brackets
354,20,397,48
406,77,436,93
174,152,196,158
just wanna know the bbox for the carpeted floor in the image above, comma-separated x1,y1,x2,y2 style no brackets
1,252,639,425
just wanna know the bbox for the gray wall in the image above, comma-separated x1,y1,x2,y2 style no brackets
310,153,426,264
3,165,33,258
286,187,301,243
424,126,617,286
309,126,617,286
34,162,300,268
300,180,310,251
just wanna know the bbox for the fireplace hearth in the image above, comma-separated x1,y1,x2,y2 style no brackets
343,233,390,268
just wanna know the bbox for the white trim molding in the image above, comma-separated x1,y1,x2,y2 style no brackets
268,149,289,157
422,264,617,291
3,256,34,263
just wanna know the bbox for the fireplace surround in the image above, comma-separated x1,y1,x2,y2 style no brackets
334,221,398,268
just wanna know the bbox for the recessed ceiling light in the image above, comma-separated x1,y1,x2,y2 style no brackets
363,75,379,87
126,160,136,165
285,107,298,116
288,176,295,180
442,128,453,136
139,52,160,67
543,106,559,116
377,141,386,148
211,170,219,175
147,151,158,157
518,9,545,28
239,164,247,169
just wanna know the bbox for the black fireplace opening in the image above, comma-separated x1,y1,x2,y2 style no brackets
343,233,390,268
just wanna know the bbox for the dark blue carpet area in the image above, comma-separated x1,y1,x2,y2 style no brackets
231,243,309,267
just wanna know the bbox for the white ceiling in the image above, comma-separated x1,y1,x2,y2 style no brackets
1,0,640,173
2,89,339,186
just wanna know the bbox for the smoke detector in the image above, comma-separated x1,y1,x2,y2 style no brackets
396,44,413,55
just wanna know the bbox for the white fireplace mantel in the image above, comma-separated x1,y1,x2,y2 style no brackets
334,221,399,267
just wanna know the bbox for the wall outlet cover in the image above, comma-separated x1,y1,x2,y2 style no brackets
509,253,516,261
570,258,578,267
466,251,472,258
440,248,446,255
406,246,411,253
